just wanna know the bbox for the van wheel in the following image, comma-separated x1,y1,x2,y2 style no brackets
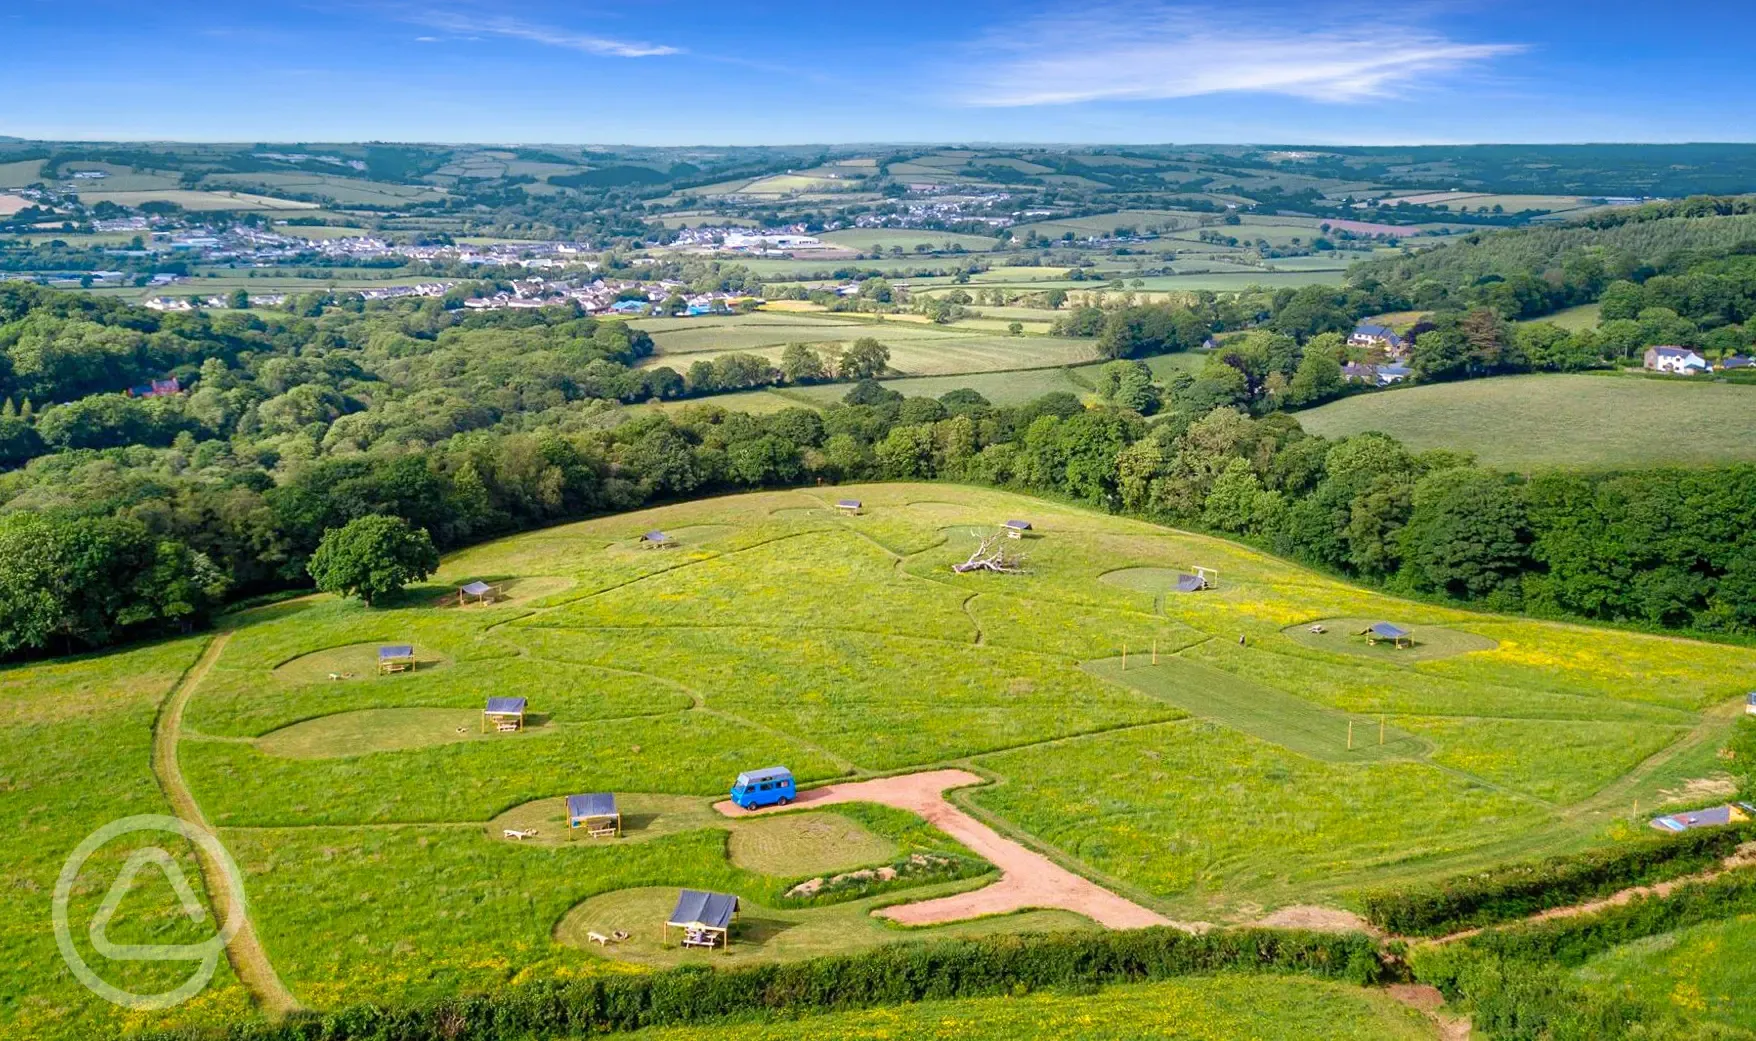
778,797,791,806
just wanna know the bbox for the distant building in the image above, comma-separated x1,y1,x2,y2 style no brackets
1643,345,1709,375
1376,364,1412,386
1720,354,1754,371
125,377,181,398
1341,362,1378,383
1349,323,1406,355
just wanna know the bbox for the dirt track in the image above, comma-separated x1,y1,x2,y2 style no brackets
715,769,1181,930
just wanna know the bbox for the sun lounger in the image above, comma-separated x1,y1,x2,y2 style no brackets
588,931,613,946
502,828,536,840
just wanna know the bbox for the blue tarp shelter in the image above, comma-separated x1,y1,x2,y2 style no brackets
458,580,495,605
1174,573,1207,593
1004,519,1032,539
835,499,862,514
1364,623,1413,648
639,530,677,548
378,644,415,674
666,889,740,948
483,696,528,732
567,793,620,836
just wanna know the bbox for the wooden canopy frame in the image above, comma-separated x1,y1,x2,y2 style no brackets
482,697,527,732
458,581,496,606
378,645,415,674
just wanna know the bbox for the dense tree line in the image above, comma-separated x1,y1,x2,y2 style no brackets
4,347,1756,654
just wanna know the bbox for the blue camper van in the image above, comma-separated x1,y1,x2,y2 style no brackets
730,766,795,810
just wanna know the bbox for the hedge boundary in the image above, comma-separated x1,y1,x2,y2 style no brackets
141,928,1381,1041
1359,821,1755,936
1409,866,1756,1040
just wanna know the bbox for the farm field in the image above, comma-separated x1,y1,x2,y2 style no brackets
653,351,1213,413
5,484,1753,1040
0,158,45,186
201,172,450,206
69,189,318,211
1139,271,1348,290
1294,374,1756,470
1527,302,1603,331
633,313,1102,376
817,228,1000,252
1574,912,1756,1031
625,975,1438,1040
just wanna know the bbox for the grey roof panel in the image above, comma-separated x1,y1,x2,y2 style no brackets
567,793,617,819
669,889,739,930
485,696,527,714
736,766,793,785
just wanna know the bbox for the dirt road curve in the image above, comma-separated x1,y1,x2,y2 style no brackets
715,769,1180,930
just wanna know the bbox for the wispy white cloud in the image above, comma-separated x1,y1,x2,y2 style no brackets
960,4,1523,106
415,11,679,58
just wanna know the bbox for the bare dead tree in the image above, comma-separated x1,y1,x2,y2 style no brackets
953,530,1027,574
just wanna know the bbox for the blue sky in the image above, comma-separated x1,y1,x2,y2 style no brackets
4,0,1752,144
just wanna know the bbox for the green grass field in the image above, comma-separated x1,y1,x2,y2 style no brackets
1574,912,1756,1031
633,312,1102,377
624,975,1438,1040
1294,374,1756,470
0,158,45,187
201,172,450,206
817,229,1000,252
1527,302,1603,331
6,484,1754,1037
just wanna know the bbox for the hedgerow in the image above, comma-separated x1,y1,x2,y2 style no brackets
140,928,1382,1041
1359,821,1756,936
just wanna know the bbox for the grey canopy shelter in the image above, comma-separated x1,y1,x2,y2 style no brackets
567,793,621,837
378,644,415,674
666,889,740,949
458,580,495,606
1173,573,1208,593
638,530,677,549
483,696,527,732
1362,623,1412,649
1004,519,1032,539
834,499,862,515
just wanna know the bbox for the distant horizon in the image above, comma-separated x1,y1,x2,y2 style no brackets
6,0,1754,144
7,138,1756,150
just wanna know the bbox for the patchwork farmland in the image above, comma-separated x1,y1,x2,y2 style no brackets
13,484,1754,1039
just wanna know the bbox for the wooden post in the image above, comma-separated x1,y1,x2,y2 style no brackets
1380,715,1386,746
1347,721,1354,750
1122,642,1128,670
1152,639,1158,665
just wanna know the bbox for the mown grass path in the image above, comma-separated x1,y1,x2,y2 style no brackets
714,769,1180,930
152,632,301,1018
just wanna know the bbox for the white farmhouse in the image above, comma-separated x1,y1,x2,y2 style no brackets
1643,345,1709,375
